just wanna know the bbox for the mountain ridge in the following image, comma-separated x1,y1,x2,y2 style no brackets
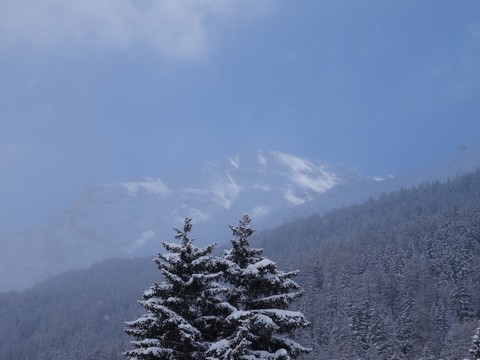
0,150,360,291
2,165,480,359
1,146,480,292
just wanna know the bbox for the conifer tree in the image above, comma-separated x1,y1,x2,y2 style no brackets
125,218,224,360
452,264,474,323
470,321,480,360
398,292,414,355
208,215,310,359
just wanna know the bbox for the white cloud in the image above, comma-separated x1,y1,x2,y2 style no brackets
0,0,271,59
120,178,169,197
250,205,270,217
125,229,155,253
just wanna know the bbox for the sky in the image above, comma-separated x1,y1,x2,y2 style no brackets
1,0,480,228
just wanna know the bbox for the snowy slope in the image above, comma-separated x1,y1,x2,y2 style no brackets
294,143,480,219
1,146,479,292
0,150,356,291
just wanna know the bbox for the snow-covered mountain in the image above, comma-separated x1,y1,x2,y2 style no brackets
1,146,480,292
0,150,359,291
293,144,480,220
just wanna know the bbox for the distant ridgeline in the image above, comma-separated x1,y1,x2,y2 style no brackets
1,169,480,359
257,168,480,260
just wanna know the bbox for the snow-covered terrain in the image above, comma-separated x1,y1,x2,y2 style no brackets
0,150,353,291
1,146,479,291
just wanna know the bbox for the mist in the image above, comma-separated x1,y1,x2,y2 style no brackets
0,0,479,289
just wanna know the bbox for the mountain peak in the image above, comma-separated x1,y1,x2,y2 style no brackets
0,150,359,291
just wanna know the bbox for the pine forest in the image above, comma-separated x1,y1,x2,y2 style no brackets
1,170,480,359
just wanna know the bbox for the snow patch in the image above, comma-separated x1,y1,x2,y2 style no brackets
273,151,338,194
284,188,306,205
372,175,395,182
207,339,230,355
212,171,242,209
244,259,276,275
275,349,288,357
228,155,240,169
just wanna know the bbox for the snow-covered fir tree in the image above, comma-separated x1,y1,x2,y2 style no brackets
471,321,480,360
125,218,224,360
208,215,311,359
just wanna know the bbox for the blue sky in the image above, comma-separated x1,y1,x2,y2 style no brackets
1,0,480,227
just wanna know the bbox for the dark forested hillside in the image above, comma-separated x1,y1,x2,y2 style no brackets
290,202,480,359
256,170,480,359
0,258,157,360
257,169,480,260
1,170,480,359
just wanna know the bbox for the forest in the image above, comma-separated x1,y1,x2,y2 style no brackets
1,169,480,359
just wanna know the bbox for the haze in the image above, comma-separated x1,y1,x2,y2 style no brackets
1,0,479,228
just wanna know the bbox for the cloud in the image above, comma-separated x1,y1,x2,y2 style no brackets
125,229,155,254
0,0,271,59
